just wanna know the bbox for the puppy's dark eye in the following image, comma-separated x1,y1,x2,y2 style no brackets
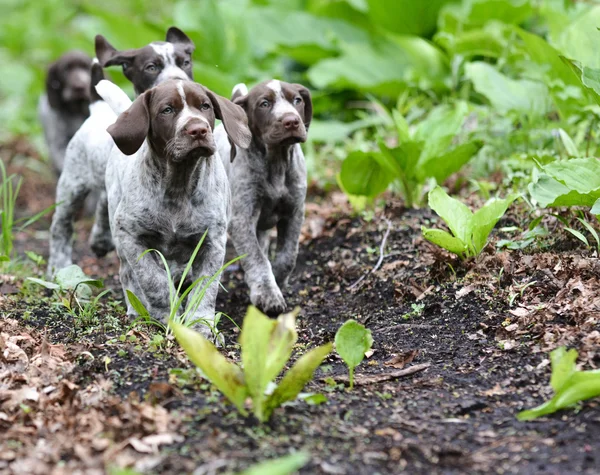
146,64,157,72
201,103,211,111
161,106,174,114
259,100,270,108
183,60,191,67
293,96,302,105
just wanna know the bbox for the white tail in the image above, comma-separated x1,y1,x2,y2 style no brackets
95,80,133,115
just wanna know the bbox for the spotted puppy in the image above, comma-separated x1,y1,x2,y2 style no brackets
47,27,194,277
215,80,312,315
103,80,251,335
38,51,92,174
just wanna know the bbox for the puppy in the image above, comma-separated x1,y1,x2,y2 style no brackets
215,80,312,315
38,51,92,174
47,28,195,277
103,79,251,335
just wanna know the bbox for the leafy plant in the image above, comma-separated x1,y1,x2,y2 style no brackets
27,265,109,325
529,157,600,213
334,319,373,389
171,306,332,422
126,231,242,339
237,451,310,475
339,102,483,207
518,347,600,421
422,186,516,259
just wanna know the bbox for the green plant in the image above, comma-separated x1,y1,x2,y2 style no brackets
339,102,483,207
27,265,109,324
236,451,310,475
126,231,242,338
422,186,517,259
518,347,600,421
334,319,373,389
170,306,332,422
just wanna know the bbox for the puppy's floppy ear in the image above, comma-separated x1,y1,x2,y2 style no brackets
166,27,195,54
228,88,249,162
293,84,313,130
46,61,63,109
107,91,151,156
95,35,118,66
205,88,252,150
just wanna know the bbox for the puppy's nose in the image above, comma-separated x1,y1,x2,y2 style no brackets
185,123,208,138
282,115,300,130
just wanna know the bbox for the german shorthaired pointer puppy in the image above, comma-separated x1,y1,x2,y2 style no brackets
215,80,312,315
38,51,92,174
102,79,251,335
47,27,195,277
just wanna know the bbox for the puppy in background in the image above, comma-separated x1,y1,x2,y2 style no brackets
215,80,312,315
38,51,92,174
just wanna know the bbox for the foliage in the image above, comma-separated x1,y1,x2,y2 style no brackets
422,186,516,259
27,265,109,324
126,231,242,338
171,306,332,422
339,102,482,207
237,451,310,475
334,319,373,389
518,347,600,421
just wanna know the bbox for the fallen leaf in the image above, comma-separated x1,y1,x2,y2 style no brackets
384,350,418,369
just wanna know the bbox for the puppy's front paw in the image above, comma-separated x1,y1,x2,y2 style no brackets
250,281,286,316
192,321,225,347
89,229,114,258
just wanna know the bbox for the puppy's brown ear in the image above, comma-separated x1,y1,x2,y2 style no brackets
166,27,195,54
46,61,63,109
95,35,118,66
293,84,312,130
228,92,249,162
205,89,252,151
107,91,151,156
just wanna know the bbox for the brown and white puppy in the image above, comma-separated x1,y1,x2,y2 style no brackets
104,80,251,336
215,79,312,315
38,51,93,173
47,27,195,277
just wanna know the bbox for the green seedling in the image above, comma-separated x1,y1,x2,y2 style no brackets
518,347,600,421
421,186,517,259
171,306,332,422
334,319,373,389
235,451,310,475
126,230,243,339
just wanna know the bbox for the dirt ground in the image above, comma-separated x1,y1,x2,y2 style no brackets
1,152,599,474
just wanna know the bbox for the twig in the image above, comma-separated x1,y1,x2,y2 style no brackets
324,362,431,386
348,217,393,290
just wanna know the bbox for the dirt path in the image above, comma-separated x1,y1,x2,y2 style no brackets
2,184,600,474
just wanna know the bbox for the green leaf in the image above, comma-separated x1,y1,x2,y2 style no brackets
421,227,468,257
367,0,453,37
591,198,600,215
517,347,600,421
418,140,483,183
554,5,600,70
339,150,393,198
263,343,333,421
465,62,551,116
334,320,373,389
413,102,468,156
470,195,516,255
170,322,248,415
561,57,600,106
564,227,589,247
427,186,473,244
0,255,9,263
27,277,60,290
126,290,150,317
238,451,310,475
55,265,103,290
557,129,580,157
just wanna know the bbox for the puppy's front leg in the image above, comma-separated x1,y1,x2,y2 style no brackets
231,212,286,316
89,190,115,258
186,229,227,338
273,205,304,288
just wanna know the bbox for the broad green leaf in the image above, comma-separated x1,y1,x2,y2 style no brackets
421,227,468,257
518,347,600,421
367,0,452,37
413,102,468,150
557,129,580,157
591,198,600,215
334,320,373,388
471,195,516,255
126,290,150,317
378,140,423,181
465,62,551,116
459,0,533,27
27,277,60,290
265,308,300,383
391,109,410,143
55,265,103,290
435,25,506,59
427,186,473,244
565,227,589,247
239,451,310,475
339,150,393,198
335,173,368,212
0,255,9,263
554,5,600,70
550,347,578,392
263,343,333,421
170,322,248,415
418,140,483,183
561,57,600,106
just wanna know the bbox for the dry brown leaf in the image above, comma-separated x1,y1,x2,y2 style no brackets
384,350,418,369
